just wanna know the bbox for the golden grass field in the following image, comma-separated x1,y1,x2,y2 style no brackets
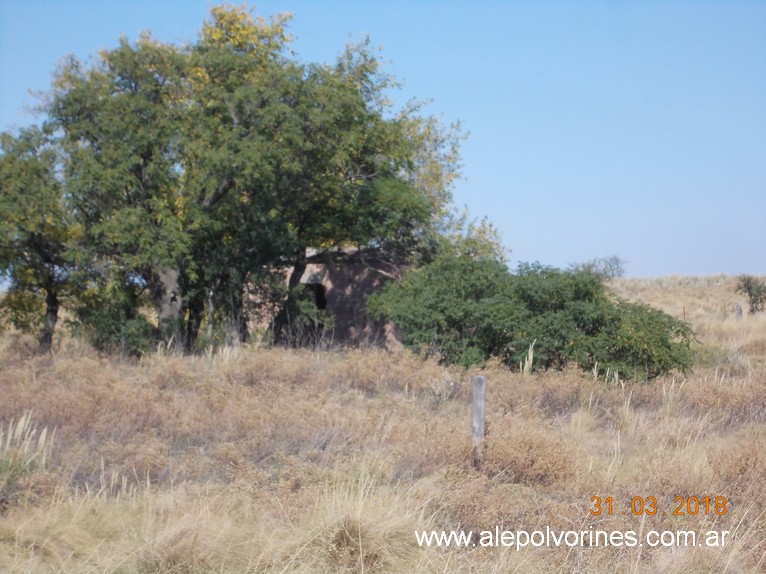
1,275,764,573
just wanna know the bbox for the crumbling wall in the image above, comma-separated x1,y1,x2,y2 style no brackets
247,250,403,349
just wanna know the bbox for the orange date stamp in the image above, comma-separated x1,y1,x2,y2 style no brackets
590,496,729,517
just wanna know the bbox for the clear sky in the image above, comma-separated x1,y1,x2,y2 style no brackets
2,0,764,277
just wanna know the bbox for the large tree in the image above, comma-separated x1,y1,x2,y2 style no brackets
49,32,192,343
29,5,460,351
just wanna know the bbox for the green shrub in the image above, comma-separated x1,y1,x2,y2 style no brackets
369,254,695,379
369,255,517,366
69,286,155,356
736,275,766,314
0,288,44,334
275,286,335,349
600,301,694,379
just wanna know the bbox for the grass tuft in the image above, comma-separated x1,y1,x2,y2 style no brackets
0,412,55,512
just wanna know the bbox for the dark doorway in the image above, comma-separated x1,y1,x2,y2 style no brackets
304,283,327,310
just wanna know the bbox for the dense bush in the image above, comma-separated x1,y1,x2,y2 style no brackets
736,275,766,314
368,255,515,367
68,286,155,356
369,255,694,379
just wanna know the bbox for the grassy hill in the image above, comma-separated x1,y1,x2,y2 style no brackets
1,276,764,573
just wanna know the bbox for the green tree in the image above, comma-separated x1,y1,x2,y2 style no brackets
176,6,295,345
49,33,192,345
736,275,766,315
0,127,76,352
184,11,444,345
570,254,626,279
36,5,459,351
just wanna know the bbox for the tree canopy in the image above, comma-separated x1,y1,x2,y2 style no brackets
1,5,461,352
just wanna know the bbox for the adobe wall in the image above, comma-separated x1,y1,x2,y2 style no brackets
247,252,403,349
300,257,402,348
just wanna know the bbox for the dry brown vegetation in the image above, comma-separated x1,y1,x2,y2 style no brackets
1,276,765,573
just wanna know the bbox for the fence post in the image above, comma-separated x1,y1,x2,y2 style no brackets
472,375,487,470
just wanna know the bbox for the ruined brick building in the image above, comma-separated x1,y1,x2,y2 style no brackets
249,248,404,348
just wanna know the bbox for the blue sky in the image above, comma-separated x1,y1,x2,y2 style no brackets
1,0,764,277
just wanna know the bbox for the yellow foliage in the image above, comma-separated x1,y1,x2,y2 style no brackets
200,4,292,58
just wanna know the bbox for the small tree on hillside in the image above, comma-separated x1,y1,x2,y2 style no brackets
570,255,626,279
737,275,766,314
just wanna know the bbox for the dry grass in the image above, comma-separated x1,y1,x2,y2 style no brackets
610,275,766,362
0,275,765,572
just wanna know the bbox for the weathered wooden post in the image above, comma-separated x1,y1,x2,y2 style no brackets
472,375,487,470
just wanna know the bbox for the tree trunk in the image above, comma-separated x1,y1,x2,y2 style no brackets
227,279,249,344
182,292,204,351
271,246,308,343
38,287,59,354
154,267,182,345
287,247,308,292
206,284,216,342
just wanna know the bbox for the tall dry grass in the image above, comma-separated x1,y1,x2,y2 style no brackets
0,275,764,572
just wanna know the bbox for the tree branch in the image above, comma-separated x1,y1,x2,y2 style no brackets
202,178,234,209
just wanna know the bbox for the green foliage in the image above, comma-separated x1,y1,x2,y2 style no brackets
370,254,694,379
438,208,508,264
369,254,515,366
2,5,463,353
501,263,612,370
603,301,695,379
570,254,626,279
0,127,76,351
275,286,335,349
0,289,44,333
736,275,766,314
69,282,154,356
